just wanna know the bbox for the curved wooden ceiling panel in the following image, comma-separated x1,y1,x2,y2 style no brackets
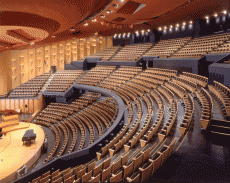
0,0,228,51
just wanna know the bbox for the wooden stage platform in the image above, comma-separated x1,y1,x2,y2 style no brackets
0,122,45,183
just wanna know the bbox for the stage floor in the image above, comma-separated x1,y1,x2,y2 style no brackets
0,122,45,183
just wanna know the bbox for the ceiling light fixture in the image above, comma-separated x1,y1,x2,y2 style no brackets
222,10,227,15
92,19,97,22
106,10,112,14
52,35,56,38
84,22,88,26
70,28,75,31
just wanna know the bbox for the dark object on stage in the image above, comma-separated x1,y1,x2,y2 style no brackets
42,141,48,153
0,128,2,132
22,129,36,144
0,133,2,138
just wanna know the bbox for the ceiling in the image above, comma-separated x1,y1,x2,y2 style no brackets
0,0,228,51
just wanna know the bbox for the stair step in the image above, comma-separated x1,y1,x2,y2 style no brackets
211,119,230,128
211,131,230,136
209,125,230,134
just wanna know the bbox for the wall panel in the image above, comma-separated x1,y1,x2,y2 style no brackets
29,99,34,113
1,100,6,110
10,99,15,110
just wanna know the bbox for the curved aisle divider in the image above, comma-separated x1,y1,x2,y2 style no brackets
13,84,126,183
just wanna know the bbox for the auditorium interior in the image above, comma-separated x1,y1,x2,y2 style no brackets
1,0,230,182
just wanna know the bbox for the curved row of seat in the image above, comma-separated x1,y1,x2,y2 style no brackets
28,65,230,183
9,72,51,98
33,92,118,165
46,70,83,92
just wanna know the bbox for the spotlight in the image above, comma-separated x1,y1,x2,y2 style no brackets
222,10,227,15
204,15,209,20
84,23,88,26
213,13,218,17
100,14,105,18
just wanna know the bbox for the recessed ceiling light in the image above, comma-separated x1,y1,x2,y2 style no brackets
84,22,88,26
213,13,218,17
222,10,227,15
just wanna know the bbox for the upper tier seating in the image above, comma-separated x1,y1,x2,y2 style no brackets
75,65,116,86
143,37,191,58
211,40,230,54
110,43,152,61
8,72,51,98
98,66,142,90
86,46,121,61
171,33,230,58
46,70,83,92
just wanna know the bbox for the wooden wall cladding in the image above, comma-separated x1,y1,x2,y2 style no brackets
9,36,113,89
0,95,44,114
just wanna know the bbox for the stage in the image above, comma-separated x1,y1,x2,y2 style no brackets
0,122,45,183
